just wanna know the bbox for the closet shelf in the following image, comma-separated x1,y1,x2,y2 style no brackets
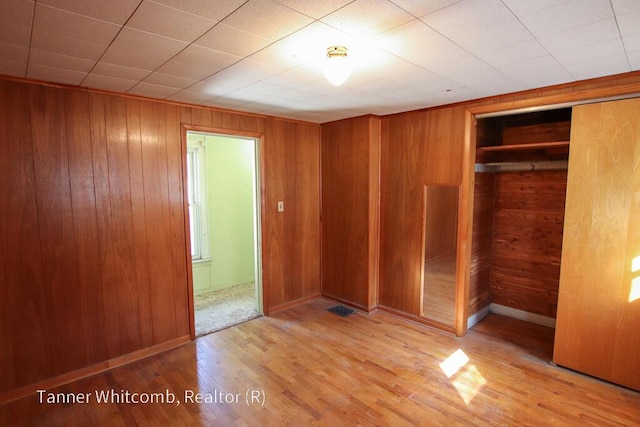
476,141,569,152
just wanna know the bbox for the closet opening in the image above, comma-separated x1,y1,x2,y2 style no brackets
469,107,572,355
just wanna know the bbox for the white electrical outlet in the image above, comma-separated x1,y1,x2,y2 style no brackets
277,201,284,212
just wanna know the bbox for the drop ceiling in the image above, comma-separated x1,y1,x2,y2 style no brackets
1,0,639,123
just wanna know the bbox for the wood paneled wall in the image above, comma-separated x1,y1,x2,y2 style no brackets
0,78,320,397
262,119,321,311
469,173,494,315
379,107,466,316
321,115,380,311
490,171,567,318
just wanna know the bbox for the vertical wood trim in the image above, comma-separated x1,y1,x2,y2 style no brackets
257,135,268,315
180,123,196,337
368,117,381,310
419,186,428,317
457,109,475,336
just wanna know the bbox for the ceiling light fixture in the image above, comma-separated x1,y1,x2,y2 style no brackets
324,46,350,86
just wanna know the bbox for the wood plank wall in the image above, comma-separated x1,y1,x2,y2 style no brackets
490,170,567,318
379,107,466,316
0,78,320,397
321,116,380,311
469,173,494,315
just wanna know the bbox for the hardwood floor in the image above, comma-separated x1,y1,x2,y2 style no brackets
2,299,638,426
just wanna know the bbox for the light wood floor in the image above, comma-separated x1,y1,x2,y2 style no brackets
2,299,639,426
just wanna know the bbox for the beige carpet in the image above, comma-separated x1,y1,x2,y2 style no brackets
194,282,260,337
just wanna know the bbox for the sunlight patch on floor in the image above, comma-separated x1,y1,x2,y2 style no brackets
440,349,487,405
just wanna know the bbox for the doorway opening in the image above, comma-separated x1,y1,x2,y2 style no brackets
185,130,263,337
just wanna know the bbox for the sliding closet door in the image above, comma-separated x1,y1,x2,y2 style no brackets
553,98,640,391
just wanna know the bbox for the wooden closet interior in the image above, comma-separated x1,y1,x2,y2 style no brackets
471,107,573,328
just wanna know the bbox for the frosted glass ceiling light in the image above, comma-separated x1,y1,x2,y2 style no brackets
324,46,350,86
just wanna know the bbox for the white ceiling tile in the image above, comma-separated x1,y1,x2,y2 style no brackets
82,73,138,92
0,41,29,64
537,18,620,54
554,38,626,66
126,1,216,42
90,62,151,81
169,44,240,69
628,50,640,70
501,54,568,80
375,19,448,57
389,0,462,17
243,80,291,96
321,0,415,38
514,67,576,89
190,78,242,98
38,0,139,24
562,52,631,80
0,21,32,46
204,96,255,110
143,71,197,89
33,4,121,45
156,59,216,81
151,0,247,21
0,41,28,76
194,23,272,57
27,63,87,85
615,9,640,37
501,0,569,16
127,82,180,98
1,0,35,27
31,30,107,60
610,0,640,14
517,0,613,37
223,0,314,40
273,0,353,19
167,89,215,104
478,39,548,68
263,68,321,88
423,0,516,31
399,38,472,71
30,49,95,73
442,16,533,55
0,57,27,76
100,28,188,71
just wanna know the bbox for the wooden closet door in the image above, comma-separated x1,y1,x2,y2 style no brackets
553,97,640,391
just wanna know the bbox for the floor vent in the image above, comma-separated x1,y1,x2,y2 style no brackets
327,305,354,317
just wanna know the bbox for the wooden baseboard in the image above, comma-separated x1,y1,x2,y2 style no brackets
376,305,456,335
0,335,191,404
490,303,556,328
267,293,322,314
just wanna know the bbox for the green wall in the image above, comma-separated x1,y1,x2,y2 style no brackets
187,133,256,295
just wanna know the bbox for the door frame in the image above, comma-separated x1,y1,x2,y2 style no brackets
180,124,265,340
